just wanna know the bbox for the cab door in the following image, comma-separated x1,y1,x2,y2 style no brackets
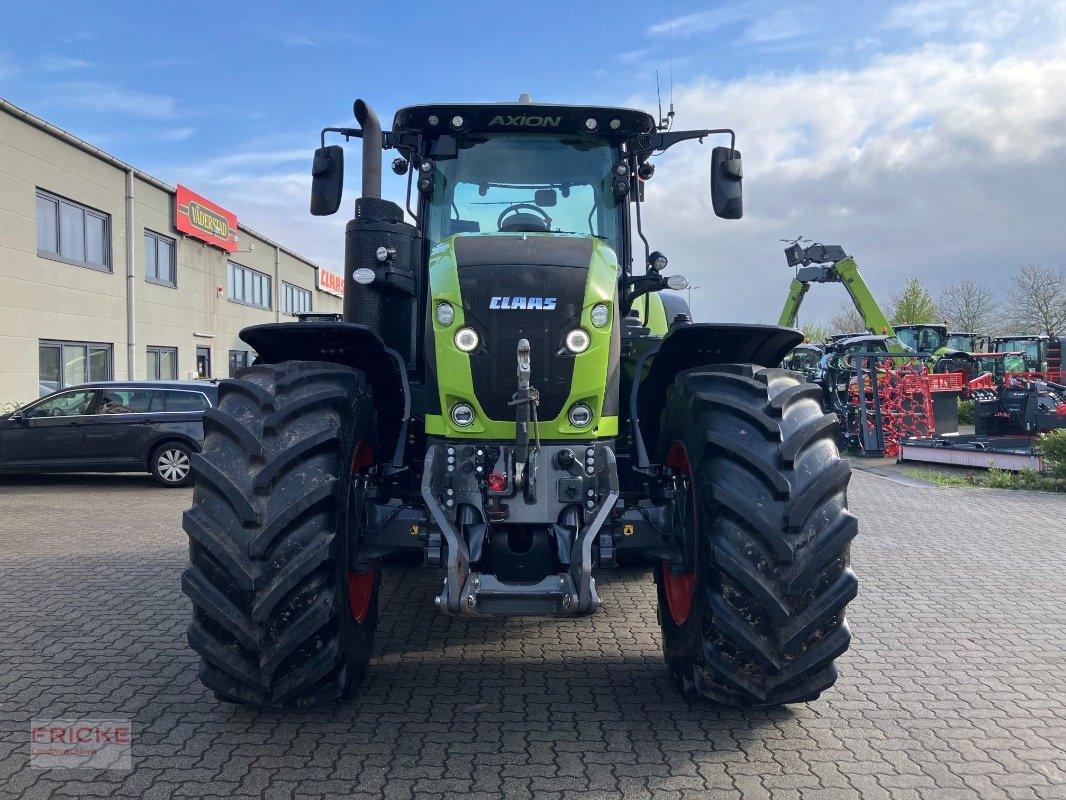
0,389,99,470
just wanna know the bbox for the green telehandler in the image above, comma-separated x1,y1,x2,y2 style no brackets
777,242,976,378
180,96,857,710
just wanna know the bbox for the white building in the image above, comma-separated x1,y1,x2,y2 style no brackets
0,96,344,407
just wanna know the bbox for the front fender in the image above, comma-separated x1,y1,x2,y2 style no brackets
239,322,410,466
630,323,803,468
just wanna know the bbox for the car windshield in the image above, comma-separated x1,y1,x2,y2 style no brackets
424,134,622,254
947,334,975,351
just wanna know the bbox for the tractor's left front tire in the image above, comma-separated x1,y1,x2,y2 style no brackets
653,364,858,707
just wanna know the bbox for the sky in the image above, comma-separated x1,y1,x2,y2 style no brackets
2,0,1065,325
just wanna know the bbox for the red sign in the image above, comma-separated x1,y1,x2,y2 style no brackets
175,184,237,251
317,268,344,297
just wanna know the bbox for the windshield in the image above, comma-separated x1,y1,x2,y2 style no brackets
996,339,1040,363
895,327,943,352
424,134,622,254
947,334,976,352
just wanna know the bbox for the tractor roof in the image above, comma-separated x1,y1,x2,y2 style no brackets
895,323,947,331
392,103,658,141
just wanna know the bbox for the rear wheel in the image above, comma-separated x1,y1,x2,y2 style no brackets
181,361,379,708
654,365,858,706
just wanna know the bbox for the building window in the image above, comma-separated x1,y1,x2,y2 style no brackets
282,282,312,316
146,346,178,380
227,261,271,309
145,230,176,287
38,340,112,396
35,190,111,271
228,350,250,377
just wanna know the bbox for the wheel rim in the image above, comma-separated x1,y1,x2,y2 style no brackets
347,439,376,624
158,448,190,483
347,570,376,624
661,440,696,626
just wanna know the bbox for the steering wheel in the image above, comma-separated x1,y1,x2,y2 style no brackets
497,203,552,233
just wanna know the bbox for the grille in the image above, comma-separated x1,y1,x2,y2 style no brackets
458,263,589,421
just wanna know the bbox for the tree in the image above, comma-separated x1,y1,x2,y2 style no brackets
801,322,831,344
829,301,866,335
890,277,937,325
1003,264,1066,335
936,280,998,333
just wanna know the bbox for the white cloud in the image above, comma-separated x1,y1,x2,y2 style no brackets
158,127,196,142
631,39,1066,324
885,0,1066,40
744,7,815,44
42,82,178,120
38,54,92,72
648,6,748,38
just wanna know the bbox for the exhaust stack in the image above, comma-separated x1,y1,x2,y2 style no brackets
353,99,382,199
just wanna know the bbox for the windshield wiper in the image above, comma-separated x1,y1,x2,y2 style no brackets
552,231,609,240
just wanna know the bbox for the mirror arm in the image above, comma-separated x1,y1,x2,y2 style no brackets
622,274,666,316
319,126,363,149
637,127,736,157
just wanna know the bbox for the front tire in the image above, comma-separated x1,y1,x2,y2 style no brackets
654,365,858,706
181,361,378,708
151,441,193,487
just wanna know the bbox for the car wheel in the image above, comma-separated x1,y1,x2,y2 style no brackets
151,443,193,487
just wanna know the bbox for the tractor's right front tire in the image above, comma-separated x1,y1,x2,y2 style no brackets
181,361,379,709
654,365,858,707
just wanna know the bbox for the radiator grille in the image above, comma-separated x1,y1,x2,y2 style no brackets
458,263,588,421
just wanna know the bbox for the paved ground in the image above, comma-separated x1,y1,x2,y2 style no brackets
0,470,1063,799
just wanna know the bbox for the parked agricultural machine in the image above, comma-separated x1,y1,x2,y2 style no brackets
180,96,858,710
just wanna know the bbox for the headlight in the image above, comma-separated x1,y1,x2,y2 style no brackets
568,403,593,428
590,303,609,328
565,329,590,353
450,403,475,427
436,301,455,326
454,327,480,352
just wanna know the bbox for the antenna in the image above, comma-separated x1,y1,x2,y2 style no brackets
655,72,667,131
665,0,676,130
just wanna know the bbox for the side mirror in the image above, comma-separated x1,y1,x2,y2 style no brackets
710,146,743,220
310,145,344,216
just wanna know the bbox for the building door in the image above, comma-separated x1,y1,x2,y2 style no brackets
196,346,212,379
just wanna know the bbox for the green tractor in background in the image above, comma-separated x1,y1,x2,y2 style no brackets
990,335,1064,376
893,324,978,382
181,96,857,710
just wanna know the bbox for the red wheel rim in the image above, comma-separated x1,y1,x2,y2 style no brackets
352,440,374,475
348,439,376,624
347,570,375,624
661,440,696,626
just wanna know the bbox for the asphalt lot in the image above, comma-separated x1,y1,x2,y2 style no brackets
0,470,1063,799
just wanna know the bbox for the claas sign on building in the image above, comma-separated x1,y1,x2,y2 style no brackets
317,267,344,297
175,184,237,251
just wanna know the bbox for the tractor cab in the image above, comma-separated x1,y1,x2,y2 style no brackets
894,324,948,354
991,335,1063,376
947,332,983,353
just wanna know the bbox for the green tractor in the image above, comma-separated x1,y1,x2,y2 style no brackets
990,335,1064,376
181,97,857,710
893,324,977,381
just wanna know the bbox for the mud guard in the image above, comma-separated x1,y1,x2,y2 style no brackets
239,322,410,466
630,323,803,468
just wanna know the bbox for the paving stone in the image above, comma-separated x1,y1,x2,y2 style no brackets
0,470,1062,798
